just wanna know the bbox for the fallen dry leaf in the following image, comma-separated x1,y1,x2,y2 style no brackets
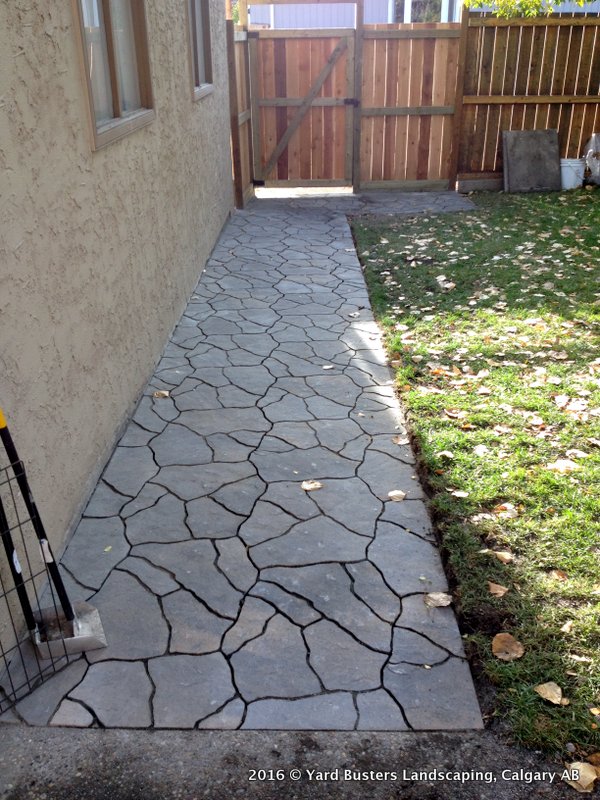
488,581,509,598
473,444,490,457
550,569,568,581
480,549,515,564
590,708,600,717
444,408,467,419
477,386,492,396
492,632,525,661
448,488,469,498
587,754,600,767
493,502,519,519
301,480,322,492
153,390,170,398
546,459,580,474
563,762,598,793
561,620,574,634
566,449,589,459
388,490,406,502
534,681,564,705
424,592,452,608
436,450,455,460
392,435,410,445
322,365,334,370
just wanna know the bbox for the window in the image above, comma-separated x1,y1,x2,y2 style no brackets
76,0,154,148
188,0,213,100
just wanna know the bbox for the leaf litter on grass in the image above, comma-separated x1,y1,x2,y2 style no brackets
353,190,600,757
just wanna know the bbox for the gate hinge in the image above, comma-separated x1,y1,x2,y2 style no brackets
344,98,360,107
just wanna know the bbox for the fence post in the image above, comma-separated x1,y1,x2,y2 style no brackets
227,20,245,208
448,5,470,190
352,0,364,192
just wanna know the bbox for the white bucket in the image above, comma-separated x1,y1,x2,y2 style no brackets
560,158,585,190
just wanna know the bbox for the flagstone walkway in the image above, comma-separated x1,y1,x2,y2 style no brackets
10,192,482,731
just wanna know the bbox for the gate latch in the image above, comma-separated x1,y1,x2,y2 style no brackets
344,98,360,107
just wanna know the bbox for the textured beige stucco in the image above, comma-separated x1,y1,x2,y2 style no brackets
0,1,234,562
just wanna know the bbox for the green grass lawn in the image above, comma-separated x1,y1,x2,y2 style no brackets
352,190,600,758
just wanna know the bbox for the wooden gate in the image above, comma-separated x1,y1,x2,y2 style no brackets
249,29,356,186
245,23,461,190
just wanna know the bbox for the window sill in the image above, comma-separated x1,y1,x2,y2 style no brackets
93,108,156,150
193,84,214,102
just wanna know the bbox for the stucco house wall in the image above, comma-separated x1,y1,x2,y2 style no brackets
0,2,233,559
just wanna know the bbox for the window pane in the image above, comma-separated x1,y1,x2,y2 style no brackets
110,0,141,113
190,0,210,87
81,0,113,123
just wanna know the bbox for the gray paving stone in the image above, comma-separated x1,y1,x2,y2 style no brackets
103,445,159,497
133,541,243,619
70,661,152,728
251,446,358,483
197,697,245,729
262,565,391,652
369,521,448,595
50,699,94,727
346,561,401,622
150,423,212,467
118,422,157,447
231,615,321,702
358,450,424,500
305,620,386,691
238,501,297,546
212,475,266,516
222,597,276,655
132,396,168,434
215,537,258,591
309,418,365,452
250,517,368,568
396,595,466,657
356,689,410,731
305,374,362,406
388,628,451,667
163,590,231,654
243,692,356,730
84,481,129,518
205,433,253,463
309,478,381,536
186,496,245,539
249,581,321,627
118,556,180,596
152,461,256,502
15,660,88,726
383,657,483,730
223,365,275,395
268,422,320,450
380,499,436,540
150,653,235,728
125,492,190,545
120,483,167,519
86,571,169,663
260,393,314,423
178,408,269,436
62,517,129,590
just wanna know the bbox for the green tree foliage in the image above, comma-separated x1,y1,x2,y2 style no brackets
466,0,591,18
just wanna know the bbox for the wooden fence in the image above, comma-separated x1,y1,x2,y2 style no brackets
229,12,600,203
457,14,600,188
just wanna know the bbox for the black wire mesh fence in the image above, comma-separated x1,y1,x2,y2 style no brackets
0,459,73,714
